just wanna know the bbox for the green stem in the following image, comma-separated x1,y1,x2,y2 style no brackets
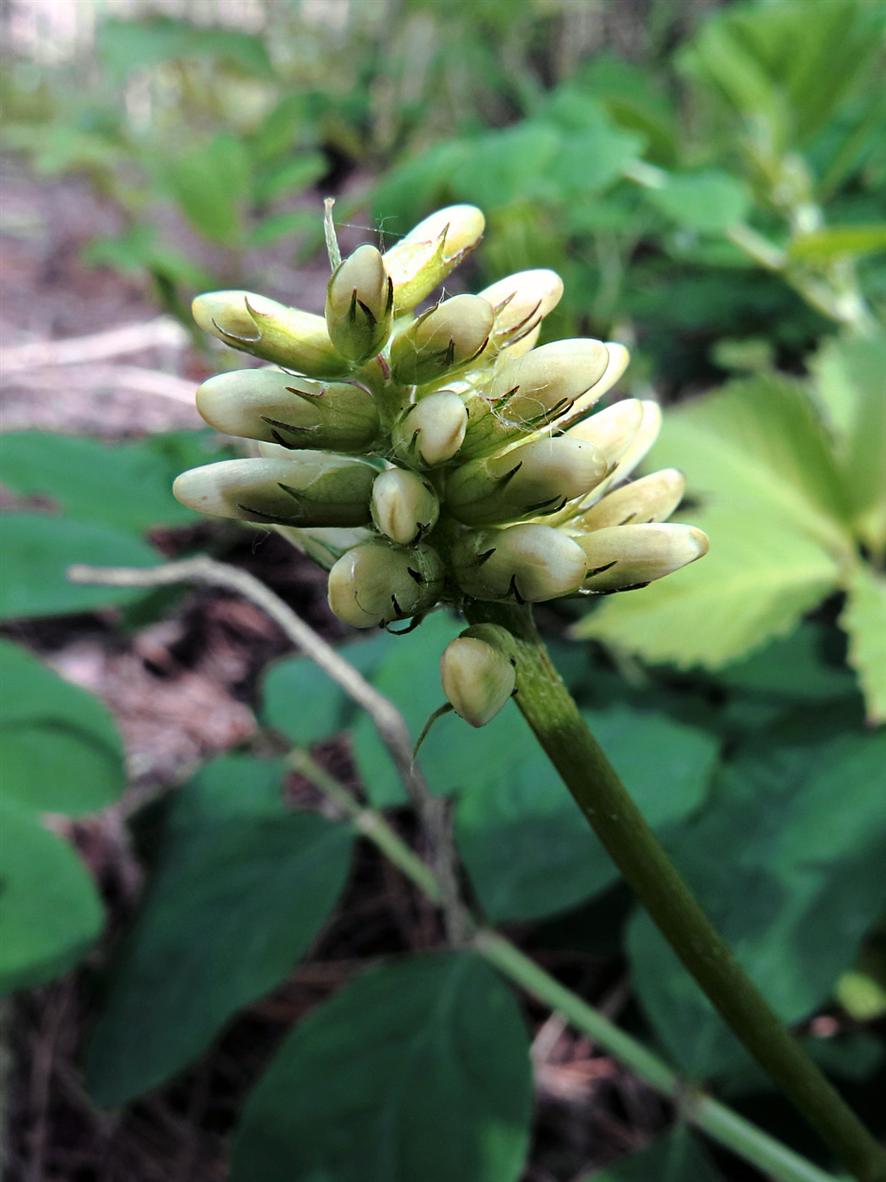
464,601,886,1182
475,931,839,1182
296,744,841,1182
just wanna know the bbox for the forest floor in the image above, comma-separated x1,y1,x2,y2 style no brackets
2,159,693,1182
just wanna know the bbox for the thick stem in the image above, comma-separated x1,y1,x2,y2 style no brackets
464,601,886,1182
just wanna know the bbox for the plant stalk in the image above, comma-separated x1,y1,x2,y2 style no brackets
464,601,886,1182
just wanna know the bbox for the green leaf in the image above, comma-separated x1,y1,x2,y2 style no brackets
645,170,751,233
253,153,326,206
0,513,160,620
163,134,251,245
575,374,853,668
86,757,353,1105
812,332,886,555
628,712,886,1076
261,633,390,748
586,1126,723,1182
0,801,104,992
0,639,124,816
456,706,718,921
789,224,886,264
247,210,319,248
231,952,533,1182
0,431,220,532
372,140,471,233
82,225,212,289
716,622,855,704
450,124,561,209
840,566,886,725
98,16,271,77
575,504,840,668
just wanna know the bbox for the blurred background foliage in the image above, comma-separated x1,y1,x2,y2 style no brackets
1,1,885,1180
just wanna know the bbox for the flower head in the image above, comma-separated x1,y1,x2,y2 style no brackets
177,204,708,646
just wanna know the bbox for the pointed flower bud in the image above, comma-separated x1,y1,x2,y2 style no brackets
554,343,631,431
327,540,444,628
452,523,587,603
390,294,494,386
325,245,394,362
574,523,709,592
479,269,564,356
273,525,373,570
172,454,376,527
384,205,485,311
391,391,468,467
192,292,348,378
446,436,608,526
575,468,686,532
370,468,439,544
196,369,380,452
441,631,515,727
459,339,611,459
589,399,663,501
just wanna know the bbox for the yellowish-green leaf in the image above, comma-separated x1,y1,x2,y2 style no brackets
839,566,886,725
812,333,886,557
789,224,886,264
647,375,851,555
573,505,840,668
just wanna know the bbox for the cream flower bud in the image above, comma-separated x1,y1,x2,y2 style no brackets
554,343,631,431
452,523,587,602
384,205,485,310
574,523,709,592
370,468,439,544
172,454,376,527
273,525,374,570
460,339,611,459
390,294,494,386
391,391,468,467
566,399,645,461
195,369,380,452
440,633,516,727
325,245,394,362
446,436,608,526
592,399,663,497
327,540,444,628
575,469,686,532
479,269,564,356
192,292,348,378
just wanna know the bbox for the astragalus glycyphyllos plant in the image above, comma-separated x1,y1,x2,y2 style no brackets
174,205,885,1182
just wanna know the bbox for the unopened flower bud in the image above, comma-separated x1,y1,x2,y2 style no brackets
325,245,394,362
554,343,631,430
192,292,348,378
391,391,468,467
440,632,515,727
576,469,685,532
460,339,611,459
574,523,709,592
446,436,608,526
390,294,494,386
370,468,439,544
172,454,375,527
478,269,564,356
587,399,663,501
327,540,444,628
273,525,373,569
196,369,380,452
452,523,587,602
384,205,485,310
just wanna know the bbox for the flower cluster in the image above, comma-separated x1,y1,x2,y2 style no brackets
174,204,708,722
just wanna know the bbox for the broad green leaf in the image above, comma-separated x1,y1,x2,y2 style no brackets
86,758,353,1105
812,333,886,555
571,56,680,165
649,375,850,550
0,513,160,620
163,134,251,245
646,170,751,233
839,566,886,725
0,801,103,992
231,953,532,1182
789,224,886,264
450,124,561,209
716,622,855,704
456,706,718,921
535,106,644,198
82,225,212,288
628,712,886,1076
253,152,326,205
372,139,471,232
575,504,840,668
586,1126,723,1182
0,640,124,816
247,210,319,248
98,16,271,77
261,633,391,748
0,431,220,532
